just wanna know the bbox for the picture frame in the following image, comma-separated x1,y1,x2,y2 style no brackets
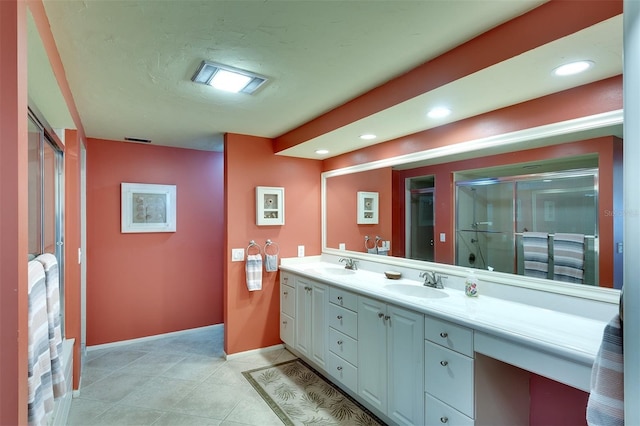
121,182,177,233
357,191,379,224
256,186,285,226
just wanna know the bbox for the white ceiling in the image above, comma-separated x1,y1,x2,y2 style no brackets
31,1,622,158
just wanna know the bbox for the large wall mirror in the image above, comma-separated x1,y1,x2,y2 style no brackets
323,111,623,301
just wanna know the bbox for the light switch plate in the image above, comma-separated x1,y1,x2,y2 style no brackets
231,248,245,262
339,243,346,250
440,233,446,242
297,245,305,257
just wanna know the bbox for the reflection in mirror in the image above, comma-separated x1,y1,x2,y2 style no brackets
325,132,623,290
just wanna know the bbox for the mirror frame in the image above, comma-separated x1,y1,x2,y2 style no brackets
322,109,623,303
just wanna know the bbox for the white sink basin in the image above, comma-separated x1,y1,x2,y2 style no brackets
317,267,356,276
384,284,448,299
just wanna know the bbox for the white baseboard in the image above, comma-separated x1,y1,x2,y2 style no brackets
224,343,285,360
86,324,223,352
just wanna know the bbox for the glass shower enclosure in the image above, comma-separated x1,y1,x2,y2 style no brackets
455,169,598,284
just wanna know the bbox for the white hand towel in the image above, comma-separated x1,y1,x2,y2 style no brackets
265,254,278,272
246,254,263,291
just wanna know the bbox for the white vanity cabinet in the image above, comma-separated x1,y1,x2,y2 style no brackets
424,316,475,424
295,276,329,369
279,273,295,347
358,295,425,426
327,287,359,391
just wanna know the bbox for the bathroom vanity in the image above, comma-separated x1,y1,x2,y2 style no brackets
279,256,616,426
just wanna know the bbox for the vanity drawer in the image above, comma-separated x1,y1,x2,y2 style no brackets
425,394,474,426
280,284,295,317
329,287,358,312
329,328,358,366
280,272,292,287
329,304,358,339
280,312,295,347
425,315,473,357
327,351,358,392
425,341,474,418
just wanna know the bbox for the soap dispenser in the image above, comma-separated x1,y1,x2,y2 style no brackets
465,270,479,297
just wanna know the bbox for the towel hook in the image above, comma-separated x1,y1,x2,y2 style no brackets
364,235,375,250
247,240,262,255
265,239,279,256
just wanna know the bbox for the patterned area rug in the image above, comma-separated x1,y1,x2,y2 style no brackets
242,359,384,426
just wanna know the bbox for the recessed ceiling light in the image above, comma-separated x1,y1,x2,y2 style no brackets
315,149,329,155
553,60,594,76
191,61,268,94
360,134,377,140
427,107,451,119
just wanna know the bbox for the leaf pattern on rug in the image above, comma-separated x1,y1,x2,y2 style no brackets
243,359,384,426
329,398,358,421
301,391,326,412
257,368,281,386
274,383,297,401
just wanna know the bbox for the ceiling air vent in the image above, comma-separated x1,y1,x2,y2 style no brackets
124,137,152,143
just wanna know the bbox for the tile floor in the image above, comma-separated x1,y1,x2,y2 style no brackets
67,326,296,425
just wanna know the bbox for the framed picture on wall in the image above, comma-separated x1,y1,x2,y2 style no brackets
256,186,285,225
121,182,177,233
357,191,379,224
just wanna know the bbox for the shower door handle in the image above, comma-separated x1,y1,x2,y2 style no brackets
430,239,434,246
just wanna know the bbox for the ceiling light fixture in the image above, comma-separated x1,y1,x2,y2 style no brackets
553,60,594,76
191,61,268,94
427,107,451,119
315,149,329,155
360,134,377,140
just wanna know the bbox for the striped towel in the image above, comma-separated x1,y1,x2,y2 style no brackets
553,233,584,284
522,232,549,278
35,254,66,399
246,254,263,291
587,314,624,426
28,260,54,426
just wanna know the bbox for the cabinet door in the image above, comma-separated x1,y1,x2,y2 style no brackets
388,304,425,426
295,279,312,357
310,282,329,368
357,296,388,413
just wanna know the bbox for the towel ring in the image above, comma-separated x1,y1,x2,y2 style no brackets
364,236,375,250
375,236,383,248
247,240,262,255
265,239,279,255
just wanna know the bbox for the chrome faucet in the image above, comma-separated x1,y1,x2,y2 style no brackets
420,271,444,289
339,257,358,270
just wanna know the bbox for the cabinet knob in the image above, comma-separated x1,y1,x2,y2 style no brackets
384,315,391,321
440,416,449,423
337,296,343,301
440,360,448,367
337,315,343,320
283,277,288,282
378,312,385,318
282,320,287,325
337,340,343,345
283,291,288,295
440,332,448,338
337,366,343,371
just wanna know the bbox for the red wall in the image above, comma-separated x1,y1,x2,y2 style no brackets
0,1,28,423
86,138,224,344
326,167,392,252
224,133,322,355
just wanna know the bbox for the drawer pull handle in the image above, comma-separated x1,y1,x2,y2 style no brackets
337,296,343,301
282,320,287,324
384,315,391,321
440,360,448,367
440,416,448,423
440,332,448,338
283,277,288,282
337,315,343,320
337,340,343,345
283,291,288,295
378,313,385,318
337,366,343,371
